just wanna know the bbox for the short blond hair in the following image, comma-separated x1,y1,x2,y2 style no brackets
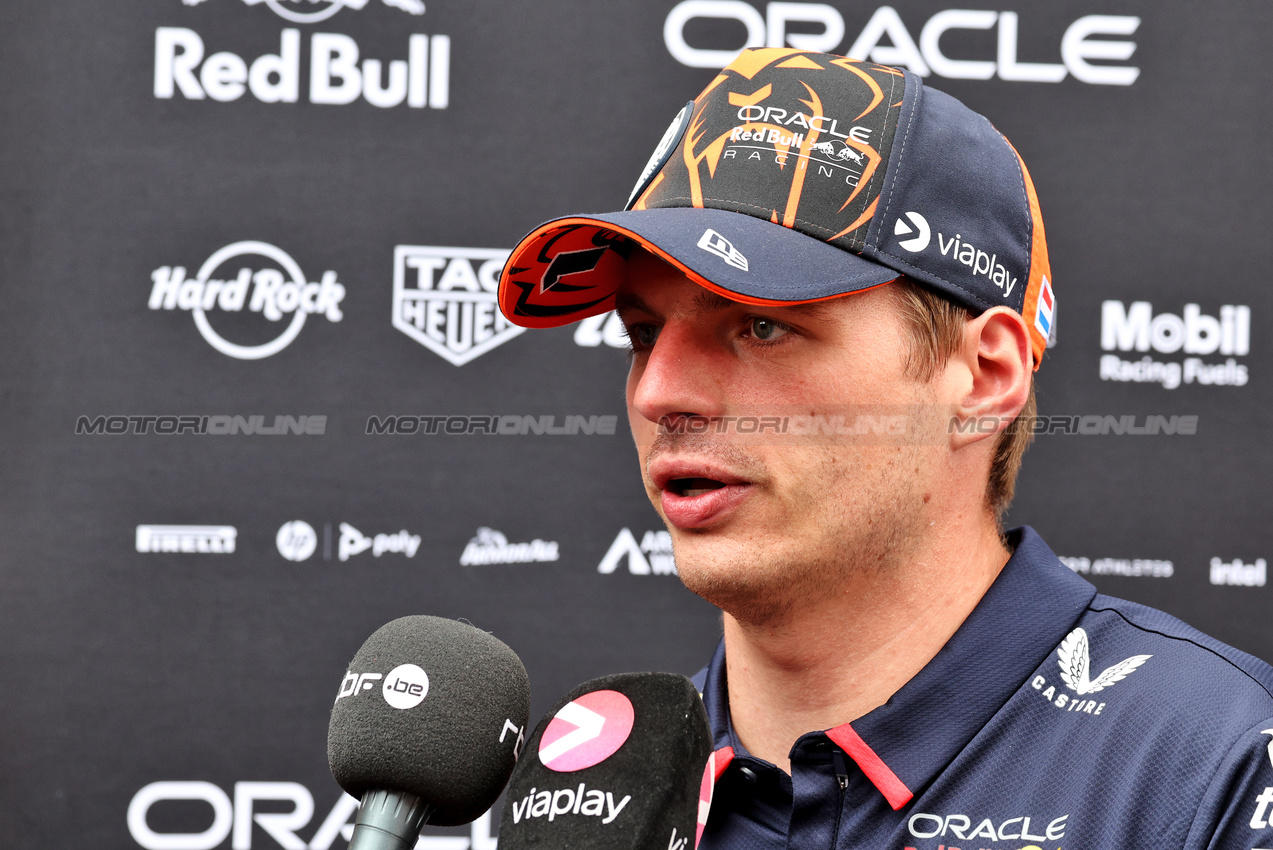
889,277,1037,524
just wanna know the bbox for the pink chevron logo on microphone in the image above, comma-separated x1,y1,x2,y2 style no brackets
539,690,635,772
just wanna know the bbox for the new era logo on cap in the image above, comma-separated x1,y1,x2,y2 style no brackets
697,229,749,271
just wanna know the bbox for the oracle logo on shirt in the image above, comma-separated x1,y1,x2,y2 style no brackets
906,811,1068,843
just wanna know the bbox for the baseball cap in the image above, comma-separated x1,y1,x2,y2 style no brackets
497,48,1055,368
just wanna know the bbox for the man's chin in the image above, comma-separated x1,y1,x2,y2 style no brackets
668,535,802,624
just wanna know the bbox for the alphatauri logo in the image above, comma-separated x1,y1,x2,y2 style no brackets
894,211,930,252
1058,627,1151,695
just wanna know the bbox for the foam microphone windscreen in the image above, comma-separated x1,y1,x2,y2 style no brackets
327,615,531,826
498,672,712,849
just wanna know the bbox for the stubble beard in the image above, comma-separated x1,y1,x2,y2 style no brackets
652,432,930,631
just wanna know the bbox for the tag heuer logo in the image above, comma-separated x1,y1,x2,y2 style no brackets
392,245,524,366
1057,627,1151,695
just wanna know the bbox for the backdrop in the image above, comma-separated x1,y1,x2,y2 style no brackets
2,1,1270,847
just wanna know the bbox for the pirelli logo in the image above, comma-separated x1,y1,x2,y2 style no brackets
136,525,237,554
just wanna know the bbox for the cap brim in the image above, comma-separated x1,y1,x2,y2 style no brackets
498,207,902,329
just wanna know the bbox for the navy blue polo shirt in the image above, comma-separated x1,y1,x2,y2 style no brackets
692,527,1273,850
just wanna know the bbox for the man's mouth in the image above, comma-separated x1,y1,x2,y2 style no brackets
668,477,727,498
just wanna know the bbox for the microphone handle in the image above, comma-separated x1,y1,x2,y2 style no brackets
348,788,434,850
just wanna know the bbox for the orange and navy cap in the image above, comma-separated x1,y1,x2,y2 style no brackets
497,48,1055,368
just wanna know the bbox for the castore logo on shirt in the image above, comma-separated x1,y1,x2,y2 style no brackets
1027,627,1151,716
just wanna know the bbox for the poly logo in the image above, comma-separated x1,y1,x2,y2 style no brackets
180,0,424,23
1057,627,1151,695
276,520,317,561
697,229,749,271
149,242,345,360
382,663,429,709
539,690,634,772
894,211,931,252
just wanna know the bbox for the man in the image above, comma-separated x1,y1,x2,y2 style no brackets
497,49,1273,849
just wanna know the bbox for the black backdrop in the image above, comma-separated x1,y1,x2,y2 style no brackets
2,1,1271,847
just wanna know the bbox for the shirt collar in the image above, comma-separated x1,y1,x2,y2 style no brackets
699,526,1096,806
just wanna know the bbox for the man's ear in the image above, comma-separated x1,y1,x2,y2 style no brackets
949,307,1032,450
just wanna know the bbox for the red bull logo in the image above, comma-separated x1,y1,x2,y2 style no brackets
155,27,450,108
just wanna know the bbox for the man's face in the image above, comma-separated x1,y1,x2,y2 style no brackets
616,251,950,625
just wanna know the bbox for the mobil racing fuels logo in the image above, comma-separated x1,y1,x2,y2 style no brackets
149,241,344,359
392,245,524,366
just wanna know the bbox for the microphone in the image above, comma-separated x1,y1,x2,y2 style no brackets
327,615,531,849
498,672,713,850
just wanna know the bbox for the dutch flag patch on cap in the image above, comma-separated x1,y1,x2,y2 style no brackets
1034,276,1055,339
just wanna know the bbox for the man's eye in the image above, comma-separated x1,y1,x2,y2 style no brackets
630,324,661,348
749,317,789,342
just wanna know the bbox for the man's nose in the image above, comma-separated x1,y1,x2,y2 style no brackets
629,322,728,426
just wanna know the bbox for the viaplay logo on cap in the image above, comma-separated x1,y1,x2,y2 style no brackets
538,690,635,772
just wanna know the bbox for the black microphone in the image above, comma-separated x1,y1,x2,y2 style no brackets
327,615,531,850
498,672,713,850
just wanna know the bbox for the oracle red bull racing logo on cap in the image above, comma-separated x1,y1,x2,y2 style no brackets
538,689,635,772
631,50,905,256
148,241,345,360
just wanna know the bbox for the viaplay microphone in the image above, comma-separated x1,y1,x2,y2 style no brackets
327,615,531,850
498,672,713,850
